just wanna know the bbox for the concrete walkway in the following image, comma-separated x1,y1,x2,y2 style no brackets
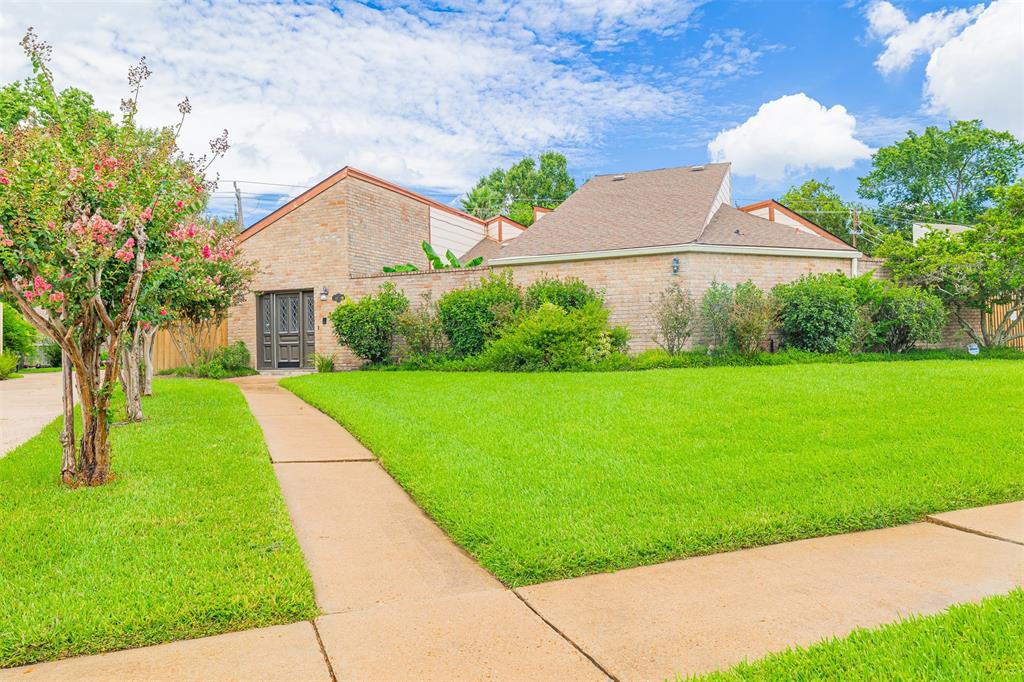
5,375,1022,681
0,371,64,457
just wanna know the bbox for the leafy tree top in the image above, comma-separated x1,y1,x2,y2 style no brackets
858,120,1024,226
461,151,576,226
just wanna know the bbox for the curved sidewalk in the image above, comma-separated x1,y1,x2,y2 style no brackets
5,374,1021,681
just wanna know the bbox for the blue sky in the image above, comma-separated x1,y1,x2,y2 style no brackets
1,0,1020,225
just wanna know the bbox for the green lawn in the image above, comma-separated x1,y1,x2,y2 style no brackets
0,379,317,668
696,590,1024,680
283,360,1024,586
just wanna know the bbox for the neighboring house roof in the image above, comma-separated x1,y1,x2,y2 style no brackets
237,166,484,244
462,237,506,264
492,163,857,263
911,222,972,243
737,199,854,249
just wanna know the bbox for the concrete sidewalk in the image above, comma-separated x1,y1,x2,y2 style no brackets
6,375,1022,681
0,371,65,457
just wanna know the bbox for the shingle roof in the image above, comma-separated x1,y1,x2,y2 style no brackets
496,163,731,258
495,163,856,259
461,237,506,264
699,205,858,251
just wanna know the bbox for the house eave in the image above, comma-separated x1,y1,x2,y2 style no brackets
489,242,862,266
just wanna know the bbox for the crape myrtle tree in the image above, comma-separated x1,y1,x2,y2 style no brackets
878,181,1024,348
161,217,257,372
0,30,228,485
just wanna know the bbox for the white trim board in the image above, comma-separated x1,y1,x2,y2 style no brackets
490,242,861,266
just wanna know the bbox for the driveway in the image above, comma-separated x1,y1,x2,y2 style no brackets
0,372,65,457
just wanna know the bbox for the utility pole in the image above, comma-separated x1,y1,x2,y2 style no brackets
233,181,244,232
850,207,860,249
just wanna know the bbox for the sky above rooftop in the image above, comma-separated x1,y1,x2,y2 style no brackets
1,0,1020,225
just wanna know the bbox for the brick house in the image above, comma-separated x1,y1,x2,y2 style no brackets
227,163,862,369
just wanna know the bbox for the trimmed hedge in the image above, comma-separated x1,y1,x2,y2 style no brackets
330,282,409,364
774,275,860,353
436,271,521,357
524,276,603,312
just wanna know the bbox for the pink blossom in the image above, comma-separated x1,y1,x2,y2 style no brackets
0,177,9,186
33,276,52,292
106,181,115,189
175,200,184,209
201,244,213,260
69,167,81,182
47,221,55,230
142,321,151,331
93,163,101,172
48,292,65,303
159,308,168,316
140,206,153,223
103,156,119,169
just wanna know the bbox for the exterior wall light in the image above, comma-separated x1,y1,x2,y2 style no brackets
671,257,680,275
319,286,329,301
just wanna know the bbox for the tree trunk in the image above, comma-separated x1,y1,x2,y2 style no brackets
59,352,77,487
121,325,144,422
142,324,158,396
78,405,112,485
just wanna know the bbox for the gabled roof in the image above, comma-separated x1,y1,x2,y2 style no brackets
737,199,854,249
237,166,484,243
701,205,858,251
496,163,732,258
493,163,859,263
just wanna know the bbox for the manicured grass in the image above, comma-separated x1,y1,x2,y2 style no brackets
283,360,1024,586
0,380,317,668
696,590,1024,680
19,366,61,374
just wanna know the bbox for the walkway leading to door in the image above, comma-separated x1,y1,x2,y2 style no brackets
6,375,1022,681
0,372,65,457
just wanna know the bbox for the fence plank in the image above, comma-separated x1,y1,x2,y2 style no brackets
150,320,228,371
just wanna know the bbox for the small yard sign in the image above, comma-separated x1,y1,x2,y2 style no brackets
967,343,980,356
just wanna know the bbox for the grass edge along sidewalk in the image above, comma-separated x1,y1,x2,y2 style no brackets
0,379,318,668
283,359,1024,586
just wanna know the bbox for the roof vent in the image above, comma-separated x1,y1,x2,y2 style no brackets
612,174,626,181
691,165,705,172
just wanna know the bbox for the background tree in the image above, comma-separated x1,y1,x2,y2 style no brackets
877,181,1024,347
780,179,885,250
461,151,576,226
858,120,1024,228
2,299,38,359
0,30,226,485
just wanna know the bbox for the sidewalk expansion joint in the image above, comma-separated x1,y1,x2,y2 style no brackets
310,619,338,682
925,516,1023,547
512,588,618,682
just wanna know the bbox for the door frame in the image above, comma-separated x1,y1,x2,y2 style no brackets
256,289,315,370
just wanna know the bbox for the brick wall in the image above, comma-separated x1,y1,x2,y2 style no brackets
346,177,430,278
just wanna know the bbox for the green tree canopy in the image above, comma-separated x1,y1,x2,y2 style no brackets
461,152,576,226
877,180,1024,347
858,120,1024,227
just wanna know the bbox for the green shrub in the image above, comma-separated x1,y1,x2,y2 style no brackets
2,302,38,358
774,274,860,353
652,283,697,354
330,282,409,364
397,292,448,357
700,280,734,351
871,285,947,352
477,302,618,371
437,271,522,357
729,282,779,355
313,353,335,373
0,351,18,380
208,341,251,372
524,276,603,312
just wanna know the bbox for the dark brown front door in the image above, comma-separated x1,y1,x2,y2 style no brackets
257,290,314,369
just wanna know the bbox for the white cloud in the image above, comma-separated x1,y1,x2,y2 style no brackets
707,93,873,182
865,0,982,75
683,29,784,79
924,0,1024,137
0,0,701,206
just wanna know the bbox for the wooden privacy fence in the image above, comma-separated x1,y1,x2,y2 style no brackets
150,320,228,371
993,303,1024,349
